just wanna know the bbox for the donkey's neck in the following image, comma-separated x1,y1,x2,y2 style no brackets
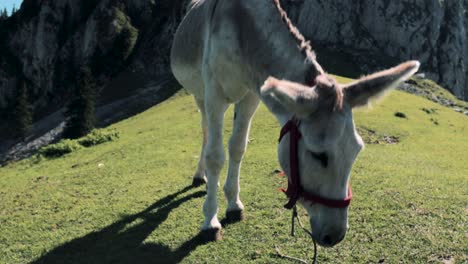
234,2,316,88
233,2,316,125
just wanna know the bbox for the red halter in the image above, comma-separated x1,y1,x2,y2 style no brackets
279,117,353,209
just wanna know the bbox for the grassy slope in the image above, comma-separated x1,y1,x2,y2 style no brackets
404,77,468,113
0,81,467,263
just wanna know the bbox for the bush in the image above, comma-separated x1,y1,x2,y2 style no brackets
38,140,82,158
77,129,119,147
38,129,119,159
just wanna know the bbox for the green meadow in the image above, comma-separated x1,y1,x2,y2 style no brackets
0,78,467,263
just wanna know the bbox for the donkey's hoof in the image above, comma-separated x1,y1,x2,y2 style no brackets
200,228,222,242
225,210,245,223
192,177,206,187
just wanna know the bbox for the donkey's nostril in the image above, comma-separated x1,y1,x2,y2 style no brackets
323,235,332,245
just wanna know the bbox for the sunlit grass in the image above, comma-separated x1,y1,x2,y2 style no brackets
0,84,467,263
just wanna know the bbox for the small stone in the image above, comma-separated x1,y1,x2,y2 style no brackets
394,112,407,119
35,176,48,181
414,73,425,79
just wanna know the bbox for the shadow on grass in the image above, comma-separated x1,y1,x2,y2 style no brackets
31,185,209,264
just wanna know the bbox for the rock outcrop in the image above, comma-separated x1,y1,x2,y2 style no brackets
283,0,468,100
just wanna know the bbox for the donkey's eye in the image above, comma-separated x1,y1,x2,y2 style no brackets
310,152,328,168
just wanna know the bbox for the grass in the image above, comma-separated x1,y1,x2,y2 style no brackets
0,78,467,263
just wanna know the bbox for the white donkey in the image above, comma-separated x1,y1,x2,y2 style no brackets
171,0,419,246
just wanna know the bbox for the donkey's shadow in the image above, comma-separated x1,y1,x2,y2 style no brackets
30,185,209,264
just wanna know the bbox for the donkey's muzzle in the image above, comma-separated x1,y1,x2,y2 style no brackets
312,227,346,247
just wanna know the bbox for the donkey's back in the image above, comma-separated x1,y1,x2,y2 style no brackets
171,0,277,102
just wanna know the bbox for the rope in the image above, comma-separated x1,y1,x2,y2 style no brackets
275,206,318,264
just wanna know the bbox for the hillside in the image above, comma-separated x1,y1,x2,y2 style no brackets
1,0,467,170
0,0,189,141
0,79,467,263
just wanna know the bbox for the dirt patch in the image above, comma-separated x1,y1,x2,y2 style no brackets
427,255,455,264
357,127,400,145
421,107,439,115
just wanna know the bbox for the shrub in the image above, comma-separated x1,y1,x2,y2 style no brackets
38,129,119,159
77,129,120,147
38,140,82,158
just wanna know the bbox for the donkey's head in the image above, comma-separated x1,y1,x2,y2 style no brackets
261,61,420,247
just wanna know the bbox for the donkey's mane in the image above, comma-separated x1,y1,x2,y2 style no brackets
272,0,317,63
272,0,344,111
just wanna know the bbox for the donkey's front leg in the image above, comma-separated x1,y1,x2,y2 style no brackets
224,92,259,222
202,90,228,240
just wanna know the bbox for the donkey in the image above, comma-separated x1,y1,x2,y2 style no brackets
170,0,419,247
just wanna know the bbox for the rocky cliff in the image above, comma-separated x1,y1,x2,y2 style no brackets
284,0,468,100
0,0,467,138
0,0,189,136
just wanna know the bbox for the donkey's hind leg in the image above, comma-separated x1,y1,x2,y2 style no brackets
192,98,208,187
201,81,229,240
224,92,260,222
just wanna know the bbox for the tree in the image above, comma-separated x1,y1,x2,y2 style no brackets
13,79,33,140
63,67,96,139
0,8,7,19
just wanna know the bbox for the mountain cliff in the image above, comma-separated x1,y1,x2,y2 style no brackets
285,0,468,100
0,0,189,135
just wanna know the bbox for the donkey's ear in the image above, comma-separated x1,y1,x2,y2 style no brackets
343,61,420,108
261,76,318,116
